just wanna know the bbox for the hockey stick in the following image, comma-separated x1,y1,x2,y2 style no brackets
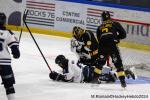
18,10,26,43
23,9,52,72
18,27,23,43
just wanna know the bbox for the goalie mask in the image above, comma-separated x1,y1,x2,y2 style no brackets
72,26,85,40
0,12,6,27
101,11,111,21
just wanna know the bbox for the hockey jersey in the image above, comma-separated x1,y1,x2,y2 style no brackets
62,60,83,83
71,37,91,59
60,60,113,83
0,28,20,65
71,30,99,66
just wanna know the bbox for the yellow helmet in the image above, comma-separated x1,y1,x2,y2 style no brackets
72,26,85,39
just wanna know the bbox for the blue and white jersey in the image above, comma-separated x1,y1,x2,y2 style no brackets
0,29,19,65
62,60,83,83
61,60,113,83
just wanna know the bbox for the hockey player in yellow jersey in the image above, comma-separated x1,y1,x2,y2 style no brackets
71,26,112,83
71,26,99,66
96,11,127,88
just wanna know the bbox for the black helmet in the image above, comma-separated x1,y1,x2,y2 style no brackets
72,26,84,39
101,11,111,21
55,55,66,64
0,13,6,27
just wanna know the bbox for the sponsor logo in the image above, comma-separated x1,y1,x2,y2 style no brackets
86,8,114,33
56,11,85,25
5,0,22,26
26,1,55,27
8,11,21,26
126,24,150,37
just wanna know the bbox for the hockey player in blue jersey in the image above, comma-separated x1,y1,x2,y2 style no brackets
49,55,135,83
0,13,20,100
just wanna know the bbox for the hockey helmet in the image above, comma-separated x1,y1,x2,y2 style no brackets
55,55,66,65
55,55,68,68
72,26,84,39
0,13,6,27
101,11,111,21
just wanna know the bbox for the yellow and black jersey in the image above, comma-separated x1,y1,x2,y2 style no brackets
79,30,99,57
96,20,126,44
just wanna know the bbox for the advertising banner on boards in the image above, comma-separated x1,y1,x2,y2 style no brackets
0,0,22,26
0,0,149,45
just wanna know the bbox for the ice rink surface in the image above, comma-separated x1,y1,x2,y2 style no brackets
0,31,150,100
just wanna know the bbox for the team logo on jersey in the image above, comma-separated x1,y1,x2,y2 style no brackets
87,41,91,45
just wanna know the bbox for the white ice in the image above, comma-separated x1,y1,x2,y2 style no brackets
0,31,150,100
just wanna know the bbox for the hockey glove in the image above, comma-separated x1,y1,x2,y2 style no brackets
114,39,120,44
10,45,20,59
49,71,66,81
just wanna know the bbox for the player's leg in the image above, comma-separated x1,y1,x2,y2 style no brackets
106,55,110,66
94,54,107,77
88,46,108,83
82,65,117,83
99,66,117,83
110,48,126,88
1,65,16,100
82,66,95,83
